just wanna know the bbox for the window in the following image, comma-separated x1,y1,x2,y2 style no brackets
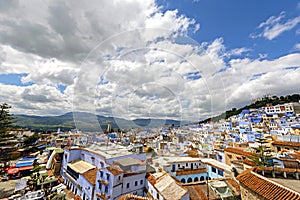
181,178,186,183
106,173,110,181
126,183,130,188
100,171,103,177
228,154,232,159
186,163,188,167
212,167,217,173
135,181,138,186
178,164,180,167
98,183,102,190
100,161,104,168
118,176,121,181
105,186,108,193
140,180,143,185
218,169,224,176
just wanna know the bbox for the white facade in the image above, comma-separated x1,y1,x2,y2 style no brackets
61,146,147,200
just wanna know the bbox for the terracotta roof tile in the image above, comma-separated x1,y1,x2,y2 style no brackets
272,141,300,147
290,151,300,160
176,168,207,176
82,168,97,185
224,147,254,158
119,194,151,200
106,165,123,176
237,168,300,200
243,159,257,166
147,174,157,185
183,178,240,200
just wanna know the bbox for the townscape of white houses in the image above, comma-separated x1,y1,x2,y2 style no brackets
1,101,300,199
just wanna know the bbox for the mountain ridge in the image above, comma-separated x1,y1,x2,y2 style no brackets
14,111,183,132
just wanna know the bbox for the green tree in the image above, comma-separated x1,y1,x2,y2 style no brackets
252,138,274,166
0,103,15,143
32,159,41,172
23,133,40,146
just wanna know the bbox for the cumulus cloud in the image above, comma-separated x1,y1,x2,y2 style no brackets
250,11,300,40
0,0,299,125
294,43,300,50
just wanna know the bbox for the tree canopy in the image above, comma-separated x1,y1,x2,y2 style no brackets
251,138,274,166
0,103,15,143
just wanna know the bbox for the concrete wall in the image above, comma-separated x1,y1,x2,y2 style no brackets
240,185,264,200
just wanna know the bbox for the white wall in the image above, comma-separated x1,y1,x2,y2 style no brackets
122,173,145,195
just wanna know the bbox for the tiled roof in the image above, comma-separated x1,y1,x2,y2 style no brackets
183,178,240,200
272,141,300,147
119,194,151,200
242,159,257,166
82,168,97,185
224,147,254,158
148,173,188,199
290,151,300,160
106,165,123,176
237,168,300,200
254,166,300,173
176,168,207,176
186,184,208,200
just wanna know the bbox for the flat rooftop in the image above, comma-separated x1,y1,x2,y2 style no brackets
68,160,95,174
85,144,134,159
114,157,144,167
201,158,232,171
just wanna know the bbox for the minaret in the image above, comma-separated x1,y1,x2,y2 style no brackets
107,123,111,133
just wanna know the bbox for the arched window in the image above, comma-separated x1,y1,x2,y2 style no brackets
187,177,192,183
194,177,199,182
200,176,204,181
181,178,186,183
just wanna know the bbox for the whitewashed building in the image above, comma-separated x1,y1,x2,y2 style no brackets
61,144,146,200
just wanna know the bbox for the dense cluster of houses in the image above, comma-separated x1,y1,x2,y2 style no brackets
1,102,300,199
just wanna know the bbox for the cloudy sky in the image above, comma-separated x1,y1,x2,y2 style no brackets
0,0,299,122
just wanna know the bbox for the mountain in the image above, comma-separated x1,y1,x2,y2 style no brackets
14,112,183,132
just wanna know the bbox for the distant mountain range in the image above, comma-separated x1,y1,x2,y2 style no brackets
14,112,184,132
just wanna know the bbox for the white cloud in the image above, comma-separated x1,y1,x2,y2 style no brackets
251,12,300,40
0,0,299,125
294,43,300,50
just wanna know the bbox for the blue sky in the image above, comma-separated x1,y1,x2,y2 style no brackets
0,0,299,121
157,0,300,59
